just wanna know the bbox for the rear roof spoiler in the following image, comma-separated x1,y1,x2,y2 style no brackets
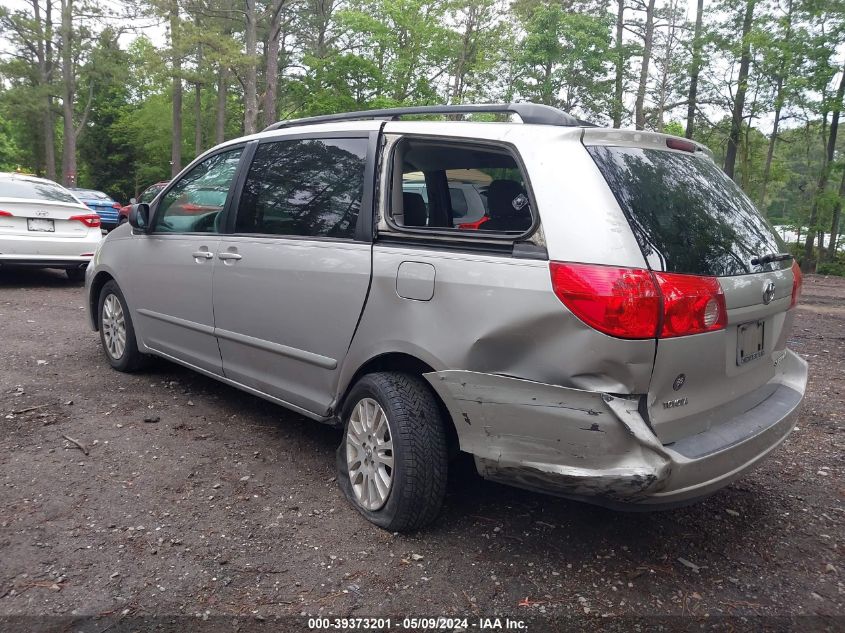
581,128,714,159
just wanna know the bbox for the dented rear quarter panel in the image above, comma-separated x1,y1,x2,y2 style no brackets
337,245,657,403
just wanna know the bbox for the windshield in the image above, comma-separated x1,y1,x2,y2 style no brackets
0,178,80,204
587,146,787,276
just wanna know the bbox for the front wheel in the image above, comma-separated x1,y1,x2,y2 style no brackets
337,372,448,532
97,280,147,372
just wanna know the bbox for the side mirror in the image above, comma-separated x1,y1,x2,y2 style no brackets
129,197,137,204
128,203,151,232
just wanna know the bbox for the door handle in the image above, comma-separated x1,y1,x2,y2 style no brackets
192,250,214,260
218,252,242,261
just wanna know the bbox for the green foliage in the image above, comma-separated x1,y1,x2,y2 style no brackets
817,257,845,276
513,5,613,116
0,0,842,247
663,120,684,136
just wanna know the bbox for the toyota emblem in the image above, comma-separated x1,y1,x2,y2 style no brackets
762,280,776,305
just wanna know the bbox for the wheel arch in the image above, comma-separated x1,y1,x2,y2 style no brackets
88,270,116,330
335,351,460,459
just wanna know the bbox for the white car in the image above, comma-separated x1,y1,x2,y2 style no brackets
0,172,103,281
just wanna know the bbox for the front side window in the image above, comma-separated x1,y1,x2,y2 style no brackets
392,140,531,234
235,138,368,239
139,183,166,203
154,149,243,234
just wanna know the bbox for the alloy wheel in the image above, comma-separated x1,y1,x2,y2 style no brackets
346,397,394,510
101,294,127,360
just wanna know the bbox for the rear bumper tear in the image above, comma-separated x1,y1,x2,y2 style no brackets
423,371,672,500
424,353,806,505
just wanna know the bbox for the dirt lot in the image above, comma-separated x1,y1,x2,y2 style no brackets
0,269,842,631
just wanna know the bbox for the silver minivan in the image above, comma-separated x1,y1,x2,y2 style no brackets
85,103,807,532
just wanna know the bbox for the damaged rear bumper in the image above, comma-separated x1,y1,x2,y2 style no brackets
424,350,807,507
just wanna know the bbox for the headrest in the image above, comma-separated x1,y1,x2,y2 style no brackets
402,192,427,226
487,180,529,219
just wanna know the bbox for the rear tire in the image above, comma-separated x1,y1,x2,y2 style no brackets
66,267,85,282
97,280,147,372
337,372,448,532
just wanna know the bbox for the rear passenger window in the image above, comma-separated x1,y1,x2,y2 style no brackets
236,138,367,239
392,139,531,233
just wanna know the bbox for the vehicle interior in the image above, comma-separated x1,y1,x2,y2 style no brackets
390,139,533,233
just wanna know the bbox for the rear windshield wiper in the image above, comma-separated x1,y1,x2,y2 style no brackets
750,252,793,266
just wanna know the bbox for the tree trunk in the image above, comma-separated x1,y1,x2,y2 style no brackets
33,0,56,180
612,0,625,128
654,0,680,133
450,4,478,104
215,66,227,144
194,39,202,157
170,0,182,177
803,61,845,271
760,98,783,209
59,0,76,186
243,0,258,135
194,83,202,156
684,0,704,138
634,0,656,130
260,0,285,130
759,0,793,208
827,167,845,260
723,0,755,180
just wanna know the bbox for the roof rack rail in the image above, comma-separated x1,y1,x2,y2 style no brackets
263,102,591,132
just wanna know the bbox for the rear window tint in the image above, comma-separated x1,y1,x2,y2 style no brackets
0,178,78,204
587,146,786,276
71,189,111,200
236,138,367,239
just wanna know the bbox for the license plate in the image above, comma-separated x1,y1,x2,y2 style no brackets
737,320,765,365
27,218,54,232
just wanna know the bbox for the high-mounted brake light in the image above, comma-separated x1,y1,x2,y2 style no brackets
549,262,727,339
666,138,696,153
790,260,802,308
69,214,101,228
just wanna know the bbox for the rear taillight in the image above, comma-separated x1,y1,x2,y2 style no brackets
790,260,802,308
549,262,661,339
549,262,727,339
653,272,726,337
0,210,11,216
70,214,101,228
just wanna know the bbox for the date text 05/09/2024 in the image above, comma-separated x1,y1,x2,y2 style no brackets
308,617,529,630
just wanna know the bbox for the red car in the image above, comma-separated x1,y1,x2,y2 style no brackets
117,181,169,225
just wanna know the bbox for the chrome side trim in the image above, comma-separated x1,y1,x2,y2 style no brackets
214,327,338,370
136,308,215,335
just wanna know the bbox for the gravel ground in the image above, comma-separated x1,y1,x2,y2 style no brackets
0,268,842,632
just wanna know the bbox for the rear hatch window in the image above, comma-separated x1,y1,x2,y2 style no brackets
0,178,79,205
586,145,787,276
